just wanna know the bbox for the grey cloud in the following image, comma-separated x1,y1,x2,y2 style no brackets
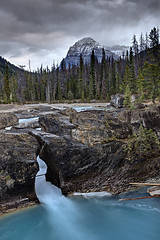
0,0,159,37
0,0,159,69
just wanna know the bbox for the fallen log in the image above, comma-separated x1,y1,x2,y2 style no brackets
119,195,160,201
130,182,160,186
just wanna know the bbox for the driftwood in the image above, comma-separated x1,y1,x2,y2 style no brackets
147,186,160,196
130,182,160,186
119,195,160,201
118,182,160,201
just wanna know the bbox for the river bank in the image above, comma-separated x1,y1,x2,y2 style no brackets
0,199,38,217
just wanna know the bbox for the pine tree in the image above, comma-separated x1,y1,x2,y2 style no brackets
110,57,116,96
3,64,10,103
33,72,39,101
10,74,18,102
136,69,144,102
145,32,149,50
123,64,130,91
0,73,4,101
100,48,109,99
78,54,85,100
40,69,47,101
56,79,62,100
124,85,132,109
51,63,56,101
149,27,159,48
116,72,121,93
148,27,160,63
139,33,145,52
143,61,160,103
68,90,74,100
129,47,136,93
89,50,96,99
132,34,139,56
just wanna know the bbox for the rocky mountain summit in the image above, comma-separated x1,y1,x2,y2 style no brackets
63,37,119,67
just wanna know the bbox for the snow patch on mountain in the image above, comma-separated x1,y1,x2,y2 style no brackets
106,45,130,57
63,37,119,67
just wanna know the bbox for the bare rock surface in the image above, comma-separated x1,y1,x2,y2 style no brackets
0,131,40,214
0,113,18,129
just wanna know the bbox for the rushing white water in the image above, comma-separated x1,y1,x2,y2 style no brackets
5,126,12,130
73,191,112,198
35,156,86,240
35,156,64,205
35,156,113,240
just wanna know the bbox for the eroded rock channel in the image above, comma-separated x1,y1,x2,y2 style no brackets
0,103,160,214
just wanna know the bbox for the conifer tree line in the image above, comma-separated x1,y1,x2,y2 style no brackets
0,27,159,104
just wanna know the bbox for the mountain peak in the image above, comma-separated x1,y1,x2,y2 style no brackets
74,37,98,46
64,37,119,67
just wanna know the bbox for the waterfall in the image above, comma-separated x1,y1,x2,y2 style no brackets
35,156,97,240
35,156,63,205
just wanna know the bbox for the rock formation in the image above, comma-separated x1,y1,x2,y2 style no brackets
0,103,160,214
33,105,160,195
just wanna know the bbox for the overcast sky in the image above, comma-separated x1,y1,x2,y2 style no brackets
0,0,159,70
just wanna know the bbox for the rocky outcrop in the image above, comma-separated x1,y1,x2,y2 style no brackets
118,105,160,136
0,131,40,213
39,111,75,137
30,131,125,194
30,105,160,195
0,113,18,129
110,94,124,108
70,110,132,145
31,130,160,195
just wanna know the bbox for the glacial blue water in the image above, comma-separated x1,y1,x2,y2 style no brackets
71,106,113,112
0,157,160,240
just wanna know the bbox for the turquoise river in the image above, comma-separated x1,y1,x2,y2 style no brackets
0,157,160,240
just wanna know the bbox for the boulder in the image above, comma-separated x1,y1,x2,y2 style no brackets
110,94,124,108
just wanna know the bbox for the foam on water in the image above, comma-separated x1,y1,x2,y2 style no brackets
5,126,12,130
73,191,112,198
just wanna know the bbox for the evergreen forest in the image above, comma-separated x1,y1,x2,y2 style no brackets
0,27,160,104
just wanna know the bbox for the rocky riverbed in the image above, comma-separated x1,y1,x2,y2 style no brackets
0,103,160,215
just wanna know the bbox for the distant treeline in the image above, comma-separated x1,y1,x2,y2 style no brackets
0,27,160,104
